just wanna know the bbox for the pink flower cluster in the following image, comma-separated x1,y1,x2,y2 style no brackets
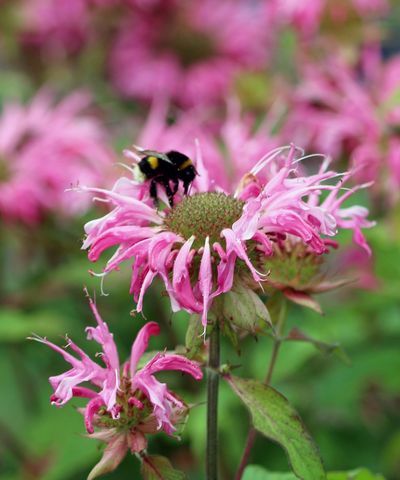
31,295,202,437
81,144,373,329
109,0,271,105
19,0,121,55
0,91,114,224
284,51,400,195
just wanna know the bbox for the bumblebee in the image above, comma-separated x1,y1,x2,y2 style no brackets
136,148,197,206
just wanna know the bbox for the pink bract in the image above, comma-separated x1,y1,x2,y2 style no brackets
0,90,114,225
81,144,374,329
31,295,202,435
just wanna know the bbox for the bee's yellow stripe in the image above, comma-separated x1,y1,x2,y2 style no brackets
178,158,192,171
148,156,159,170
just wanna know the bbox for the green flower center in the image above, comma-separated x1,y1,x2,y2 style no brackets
165,192,245,249
263,241,324,290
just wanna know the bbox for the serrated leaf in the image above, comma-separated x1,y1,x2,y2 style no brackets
243,465,297,479
226,375,325,480
327,468,385,480
141,455,186,480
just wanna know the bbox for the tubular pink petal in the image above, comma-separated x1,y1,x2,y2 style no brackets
199,237,212,327
130,322,160,377
222,228,265,282
136,270,157,312
142,352,203,380
84,396,106,434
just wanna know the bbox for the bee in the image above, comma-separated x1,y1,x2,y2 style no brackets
133,147,197,207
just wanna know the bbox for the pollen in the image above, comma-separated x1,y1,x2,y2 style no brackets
164,192,244,248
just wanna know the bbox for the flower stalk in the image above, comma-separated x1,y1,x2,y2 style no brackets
207,322,220,480
235,296,287,480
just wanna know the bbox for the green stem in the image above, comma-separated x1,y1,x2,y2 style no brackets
207,323,220,480
234,298,287,480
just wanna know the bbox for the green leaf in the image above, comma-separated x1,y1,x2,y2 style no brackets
243,465,297,479
226,375,325,480
327,468,385,480
242,466,385,480
141,455,186,480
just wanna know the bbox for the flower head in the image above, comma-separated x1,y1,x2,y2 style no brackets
0,90,114,224
30,295,202,443
82,144,373,330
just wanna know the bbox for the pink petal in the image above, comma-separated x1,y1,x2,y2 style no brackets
130,322,160,377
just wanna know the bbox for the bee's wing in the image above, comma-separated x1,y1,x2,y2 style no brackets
130,144,174,164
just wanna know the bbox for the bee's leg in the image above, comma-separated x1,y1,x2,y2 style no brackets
149,179,159,207
161,178,175,207
183,178,191,195
172,178,179,196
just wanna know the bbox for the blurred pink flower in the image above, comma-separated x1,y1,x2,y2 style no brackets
109,0,271,106
31,295,202,436
284,52,400,195
81,144,373,329
20,0,91,54
0,91,114,224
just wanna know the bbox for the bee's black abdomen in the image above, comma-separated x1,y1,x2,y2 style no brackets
165,150,190,167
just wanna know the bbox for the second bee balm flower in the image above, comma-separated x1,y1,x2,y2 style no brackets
30,296,202,479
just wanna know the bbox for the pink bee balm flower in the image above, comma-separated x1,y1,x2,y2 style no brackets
20,0,91,55
19,0,121,56
284,50,400,199
109,0,271,106
81,144,373,330
0,90,114,225
31,295,202,438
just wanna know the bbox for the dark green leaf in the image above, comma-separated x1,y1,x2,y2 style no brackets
226,375,325,480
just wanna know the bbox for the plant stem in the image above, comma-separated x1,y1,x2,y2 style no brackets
234,298,286,480
207,323,220,480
